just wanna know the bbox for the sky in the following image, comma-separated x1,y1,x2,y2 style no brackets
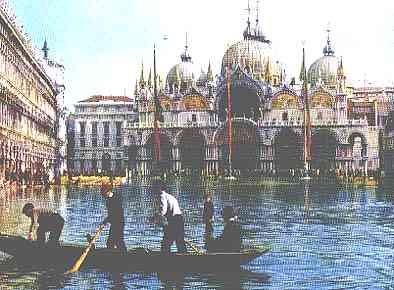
9,0,394,111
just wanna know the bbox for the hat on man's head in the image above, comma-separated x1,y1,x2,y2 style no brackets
100,182,112,195
22,203,34,215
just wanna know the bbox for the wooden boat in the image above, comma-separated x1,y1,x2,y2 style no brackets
0,234,269,272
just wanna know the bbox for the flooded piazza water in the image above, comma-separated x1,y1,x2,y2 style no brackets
1,178,394,289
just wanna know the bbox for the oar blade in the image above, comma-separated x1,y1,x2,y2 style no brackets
65,224,104,274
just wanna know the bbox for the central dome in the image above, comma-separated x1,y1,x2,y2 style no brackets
221,39,273,77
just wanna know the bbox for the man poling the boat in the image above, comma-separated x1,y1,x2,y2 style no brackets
203,193,214,238
22,203,64,246
151,179,187,253
100,182,127,252
206,205,241,252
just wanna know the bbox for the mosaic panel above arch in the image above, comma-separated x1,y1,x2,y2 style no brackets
271,93,300,110
310,92,334,109
181,95,209,111
347,130,368,145
147,95,173,112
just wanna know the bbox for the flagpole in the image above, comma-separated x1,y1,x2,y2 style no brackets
301,46,311,179
153,44,161,174
226,65,233,178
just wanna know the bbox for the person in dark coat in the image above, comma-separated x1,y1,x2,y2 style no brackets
207,206,241,252
100,183,127,252
22,203,64,246
151,179,187,253
203,193,214,238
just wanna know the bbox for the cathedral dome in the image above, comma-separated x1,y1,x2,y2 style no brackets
221,39,274,77
166,61,196,86
307,30,341,88
166,41,197,93
308,55,340,88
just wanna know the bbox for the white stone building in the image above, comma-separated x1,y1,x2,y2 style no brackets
71,95,137,176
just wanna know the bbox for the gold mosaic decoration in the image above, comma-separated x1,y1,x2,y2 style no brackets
310,93,334,109
182,95,208,111
271,93,299,109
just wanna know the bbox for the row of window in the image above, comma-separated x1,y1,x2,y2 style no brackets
0,100,54,144
76,105,135,113
0,22,55,113
79,137,122,148
79,121,122,136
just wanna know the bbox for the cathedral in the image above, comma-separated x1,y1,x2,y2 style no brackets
125,3,382,177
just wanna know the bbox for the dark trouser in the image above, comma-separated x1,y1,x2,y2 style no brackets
161,215,187,253
107,221,127,252
204,221,213,237
37,213,64,246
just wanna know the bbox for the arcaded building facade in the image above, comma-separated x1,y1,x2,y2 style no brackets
124,7,383,177
0,3,62,183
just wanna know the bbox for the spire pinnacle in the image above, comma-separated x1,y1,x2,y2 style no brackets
42,39,49,59
337,56,345,77
323,24,335,56
256,0,260,25
299,46,307,83
134,79,139,96
243,0,270,43
207,61,214,82
148,68,152,88
139,61,145,88
180,32,192,62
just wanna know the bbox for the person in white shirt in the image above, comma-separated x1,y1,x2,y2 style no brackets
152,179,187,253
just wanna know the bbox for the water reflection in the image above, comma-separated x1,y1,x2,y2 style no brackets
0,180,394,288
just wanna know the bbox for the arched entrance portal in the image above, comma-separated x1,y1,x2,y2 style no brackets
215,120,259,175
349,132,367,172
218,86,260,121
311,129,337,174
102,153,111,176
274,128,303,173
179,130,205,174
146,133,172,173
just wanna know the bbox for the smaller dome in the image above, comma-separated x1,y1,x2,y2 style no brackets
166,61,196,86
166,41,197,94
307,30,341,88
307,55,340,88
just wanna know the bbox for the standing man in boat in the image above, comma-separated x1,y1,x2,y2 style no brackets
100,182,127,252
207,205,241,252
22,203,65,246
203,193,214,238
152,179,187,253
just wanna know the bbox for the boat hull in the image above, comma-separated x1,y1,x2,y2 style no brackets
0,234,269,272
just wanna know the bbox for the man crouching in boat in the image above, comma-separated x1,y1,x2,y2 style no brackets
207,205,241,252
22,203,64,247
100,183,127,252
151,179,187,253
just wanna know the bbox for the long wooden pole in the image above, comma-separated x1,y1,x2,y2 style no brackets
227,66,233,176
153,45,161,169
66,224,105,274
